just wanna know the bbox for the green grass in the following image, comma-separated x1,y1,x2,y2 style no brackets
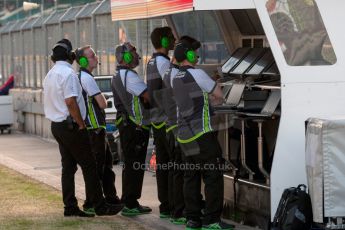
0,165,145,230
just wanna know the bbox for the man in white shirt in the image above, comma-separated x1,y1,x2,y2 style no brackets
43,39,122,217
75,45,122,214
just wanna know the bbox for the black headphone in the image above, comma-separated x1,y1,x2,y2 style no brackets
51,42,76,62
75,48,89,68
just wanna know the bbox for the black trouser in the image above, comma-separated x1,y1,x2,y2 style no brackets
83,129,118,209
118,120,149,208
182,132,224,225
51,121,105,211
152,124,170,213
166,130,185,218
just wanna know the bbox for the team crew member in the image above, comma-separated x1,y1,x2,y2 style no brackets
75,45,123,214
146,27,176,218
112,42,152,216
162,36,204,225
43,39,122,217
162,57,185,224
172,41,235,230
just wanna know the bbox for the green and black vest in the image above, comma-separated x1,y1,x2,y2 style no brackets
162,64,179,133
146,53,169,128
79,69,106,130
172,66,214,143
112,67,149,127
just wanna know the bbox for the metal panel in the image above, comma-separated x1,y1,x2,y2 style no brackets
32,15,50,28
94,0,111,15
34,28,44,88
77,3,99,19
44,10,66,25
78,19,92,46
46,25,61,70
11,31,24,87
95,14,115,75
10,20,27,32
62,22,76,46
1,34,11,80
60,6,83,22
23,30,34,88
22,17,39,30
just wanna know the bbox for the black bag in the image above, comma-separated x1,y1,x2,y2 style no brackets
272,184,313,230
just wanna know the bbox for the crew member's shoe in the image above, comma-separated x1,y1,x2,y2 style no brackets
202,221,235,230
186,220,202,230
160,211,171,219
170,216,187,225
121,205,152,216
64,207,95,217
82,207,96,215
95,203,124,216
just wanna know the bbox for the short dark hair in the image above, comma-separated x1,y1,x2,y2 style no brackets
51,39,74,62
150,27,173,49
178,35,201,50
174,42,194,63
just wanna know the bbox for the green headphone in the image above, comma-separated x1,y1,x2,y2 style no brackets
75,48,89,68
161,36,169,49
79,56,89,68
123,51,133,64
186,50,197,63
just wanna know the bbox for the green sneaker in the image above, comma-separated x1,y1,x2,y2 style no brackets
83,207,96,215
171,217,187,225
202,222,235,230
121,205,152,216
186,220,202,230
160,212,171,219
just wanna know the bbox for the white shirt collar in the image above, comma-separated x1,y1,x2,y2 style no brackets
55,61,73,68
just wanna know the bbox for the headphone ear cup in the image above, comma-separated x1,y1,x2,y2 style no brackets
186,50,197,63
161,36,169,49
79,56,89,68
123,51,133,64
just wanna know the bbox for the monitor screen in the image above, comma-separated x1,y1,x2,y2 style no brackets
262,62,279,76
221,47,251,74
230,48,266,75
245,49,274,75
225,83,245,106
222,85,232,99
261,90,281,115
